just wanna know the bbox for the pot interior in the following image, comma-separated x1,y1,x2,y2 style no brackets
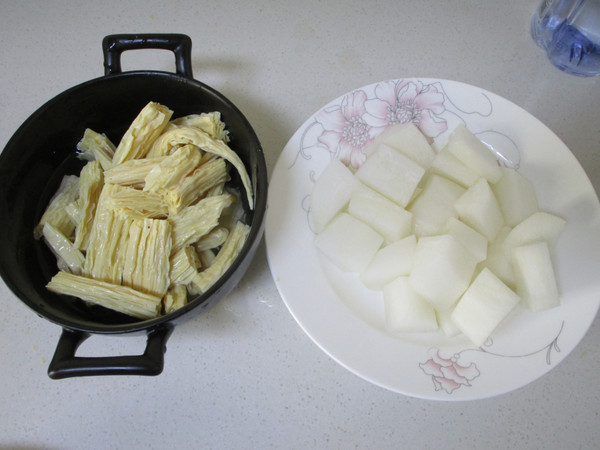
0,72,267,332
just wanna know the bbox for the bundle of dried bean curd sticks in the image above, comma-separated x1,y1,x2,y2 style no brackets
35,101,253,319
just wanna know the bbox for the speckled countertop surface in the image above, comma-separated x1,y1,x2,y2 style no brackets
1,1,599,449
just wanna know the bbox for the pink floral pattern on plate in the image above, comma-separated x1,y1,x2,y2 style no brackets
419,322,563,394
309,80,449,169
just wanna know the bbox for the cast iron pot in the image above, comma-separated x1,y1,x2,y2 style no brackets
0,34,268,379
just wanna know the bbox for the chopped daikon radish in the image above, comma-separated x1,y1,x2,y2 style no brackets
310,158,358,233
502,211,566,257
355,143,426,207
436,306,462,338
383,276,438,333
408,174,465,236
409,234,477,311
443,124,502,183
510,242,560,312
492,167,539,227
478,226,515,288
430,147,479,188
451,268,520,347
378,122,436,168
360,235,416,290
348,186,413,243
314,213,383,272
444,217,488,262
454,178,504,241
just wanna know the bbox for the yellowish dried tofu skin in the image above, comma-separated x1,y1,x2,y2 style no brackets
104,156,167,187
34,175,79,240
147,126,254,209
47,271,162,320
37,101,253,319
112,102,174,165
77,128,116,171
167,111,229,143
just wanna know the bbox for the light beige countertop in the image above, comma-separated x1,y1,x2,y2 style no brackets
1,1,598,449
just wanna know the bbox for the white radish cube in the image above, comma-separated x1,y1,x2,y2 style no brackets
510,242,560,312
360,235,417,290
348,186,413,243
383,276,439,333
408,175,465,236
492,167,539,227
310,158,358,233
314,213,383,272
451,268,520,347
408,234,477,311
436,306,462,338
454,178,504,242
355,143,426,207
479,226,515,288
443,124,502,183
430,147,479,188
444,217,488,262
378,122,436,168
502,211,566,256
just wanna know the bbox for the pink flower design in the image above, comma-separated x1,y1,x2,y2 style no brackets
364,80,448,139
419,349,480,394
315,90,381,169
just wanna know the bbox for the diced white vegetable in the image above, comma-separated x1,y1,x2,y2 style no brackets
314,213,384,272
478,226,515,288
378,122,436,168
355,143,426,207
454,178,504,242
383,276,439,333
408,234,477,311
510,242,560,312
310,158,359,233
360,235,417,290
502,211,566,257
408,174,465,236
348,186,413,243
444,217,488,262
451,268,520,347
443,124,502,183
430,147,479,188
492,167,539,227
436,306,462,338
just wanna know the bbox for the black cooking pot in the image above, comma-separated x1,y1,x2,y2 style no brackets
0,34,268,379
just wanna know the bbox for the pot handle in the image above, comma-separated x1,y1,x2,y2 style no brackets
47,325,174,379
102,33,193,79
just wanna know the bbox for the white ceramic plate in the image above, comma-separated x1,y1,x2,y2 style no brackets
265,78,600,400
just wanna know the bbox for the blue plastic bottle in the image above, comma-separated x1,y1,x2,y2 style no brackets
531,0,600,77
